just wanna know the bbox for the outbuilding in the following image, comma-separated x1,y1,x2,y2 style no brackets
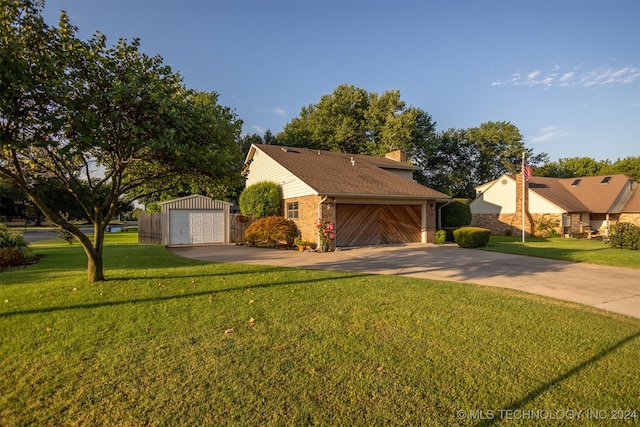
158,195,231,246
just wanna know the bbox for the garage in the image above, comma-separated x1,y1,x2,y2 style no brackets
159,195,231,246
336,204,421,247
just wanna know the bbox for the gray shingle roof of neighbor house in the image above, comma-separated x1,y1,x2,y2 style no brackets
525,174,635,213
247,144,451,200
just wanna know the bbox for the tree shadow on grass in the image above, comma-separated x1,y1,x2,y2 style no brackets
474,328,640,426
0,272,372,318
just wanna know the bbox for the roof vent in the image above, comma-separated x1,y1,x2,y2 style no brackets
600,176,611,184
570,178,581,187
281,147,297,153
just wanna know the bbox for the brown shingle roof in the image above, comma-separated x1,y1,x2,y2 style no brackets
252,144,450,200
622,183,640,213
527,174,635,213
527,176,590,212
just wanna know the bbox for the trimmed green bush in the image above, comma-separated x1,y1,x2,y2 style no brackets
441,201,471,228
453,226,491,248
239,181,281,218
435,230,446,245
245,216,297,247
608,222,640,250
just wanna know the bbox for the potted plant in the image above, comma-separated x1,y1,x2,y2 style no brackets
294,237,309,251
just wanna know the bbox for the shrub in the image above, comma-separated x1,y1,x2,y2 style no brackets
504,228,512,236
435,230,446,245
245,216,297,247
535,215,560,238
608,222,640,250
0,247,26,267
239,181,281,218
453,226,490,248
0,224,32,267
441,201,471,228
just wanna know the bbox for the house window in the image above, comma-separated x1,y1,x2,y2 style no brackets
287,202,299,219
600,176,611,184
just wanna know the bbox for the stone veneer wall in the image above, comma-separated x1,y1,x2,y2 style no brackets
619,213,640,227
513,173,534,237
471,213,516,235
472,213,563,237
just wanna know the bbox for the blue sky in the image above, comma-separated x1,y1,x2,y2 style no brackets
42,0,639,163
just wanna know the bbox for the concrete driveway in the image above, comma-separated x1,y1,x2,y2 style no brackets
169,243,640,320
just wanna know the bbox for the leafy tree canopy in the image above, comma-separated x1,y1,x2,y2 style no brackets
277,84,437,159
0,0,243,281
536,156,640,181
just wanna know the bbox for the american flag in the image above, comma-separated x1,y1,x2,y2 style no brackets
522,158,533,181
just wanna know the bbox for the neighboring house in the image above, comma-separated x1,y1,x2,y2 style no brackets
242,144,451,247
470,173,639,237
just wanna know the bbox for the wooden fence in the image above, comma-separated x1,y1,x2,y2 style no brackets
138,212,162,244
230,214,254,243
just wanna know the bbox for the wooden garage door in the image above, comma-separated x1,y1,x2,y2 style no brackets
336,204,421,247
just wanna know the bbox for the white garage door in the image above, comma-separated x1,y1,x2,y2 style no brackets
169,209,224,245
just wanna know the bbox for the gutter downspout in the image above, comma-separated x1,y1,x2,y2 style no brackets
317,196,328,248
437,200,453,230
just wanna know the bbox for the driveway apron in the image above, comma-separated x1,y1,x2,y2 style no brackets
168,243,640,319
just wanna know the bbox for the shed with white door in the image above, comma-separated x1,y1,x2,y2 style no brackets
158,195,231,246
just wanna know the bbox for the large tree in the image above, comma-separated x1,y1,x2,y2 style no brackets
1,0,243,281
277,84,437,158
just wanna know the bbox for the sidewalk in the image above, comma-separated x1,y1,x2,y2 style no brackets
169,243,640,319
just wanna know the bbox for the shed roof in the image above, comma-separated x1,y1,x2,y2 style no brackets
158,195,232,210
247,144,450,200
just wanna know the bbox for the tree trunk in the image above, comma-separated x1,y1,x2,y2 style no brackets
86,246,105,282
78,226,106,282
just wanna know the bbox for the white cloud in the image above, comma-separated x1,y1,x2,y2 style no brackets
492,65,640,88
528,126,570,144
258,108,286,118
559,72,575,82
251,125,266,134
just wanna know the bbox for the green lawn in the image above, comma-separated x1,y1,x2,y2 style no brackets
481,235,640,269
1,233,639,425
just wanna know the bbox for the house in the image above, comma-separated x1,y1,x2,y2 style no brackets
242,144,451,247
470,173,640,237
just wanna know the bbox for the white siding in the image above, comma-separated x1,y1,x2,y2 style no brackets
529,191,565,214
245,148,316,198
382,169,415,181
470,176,516,214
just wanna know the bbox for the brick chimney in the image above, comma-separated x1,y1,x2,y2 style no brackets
511,173,535,236
385,150,406,162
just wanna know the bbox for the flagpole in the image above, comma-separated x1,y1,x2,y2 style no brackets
522,152,525,243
